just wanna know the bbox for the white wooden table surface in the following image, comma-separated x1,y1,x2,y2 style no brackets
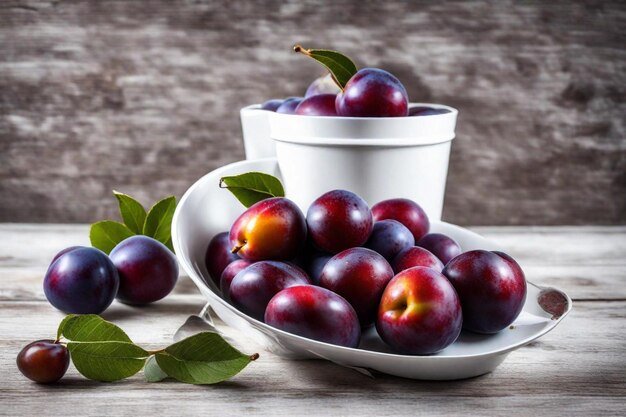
0,224,624,416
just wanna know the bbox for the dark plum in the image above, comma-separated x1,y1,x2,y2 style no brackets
276,97,303,114
110,235,179,305
417,233,462,265
17,340,70,383
44,247,119,314
409,106,451,116
306,189,373,254
392,246,444,274
443,250,527,334
220,259,253,301
295,94,338,116
260,99,283,111
364,219,415,261
305,74,341,97
50,246,85,265
229,261,311,321
372,198,429,242
265,285,361,348
205,232,240,286
230,197,307,261
305,252,332,285
320,247,394,327
335,68,408,117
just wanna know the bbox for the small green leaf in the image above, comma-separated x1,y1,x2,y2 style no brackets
144,355,168,382
293,45,358,89
219,172,285,208
143,196,177,247
61,314,133,343
56,314,77,341
68,341,149,382
113,190,147,234
155,332,257,385
90,220,134,254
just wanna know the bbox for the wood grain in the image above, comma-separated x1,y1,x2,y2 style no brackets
1,1,625,225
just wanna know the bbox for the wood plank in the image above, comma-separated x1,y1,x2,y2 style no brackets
0,300,624,416
1,1,625,226
1,224,624,300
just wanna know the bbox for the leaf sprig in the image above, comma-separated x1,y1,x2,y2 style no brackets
219,172,285,208
56,315,258,384
90,191,176,254
293,45,358,89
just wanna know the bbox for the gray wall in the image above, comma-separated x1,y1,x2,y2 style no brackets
1,0,624,225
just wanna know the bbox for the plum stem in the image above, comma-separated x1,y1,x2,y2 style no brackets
249,353,259,361
231,244,244,254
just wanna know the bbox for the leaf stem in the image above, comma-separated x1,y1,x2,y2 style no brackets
250,353,260,361
147,349,165,355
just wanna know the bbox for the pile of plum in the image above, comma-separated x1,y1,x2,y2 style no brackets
259,72,450,118
206,191,527,355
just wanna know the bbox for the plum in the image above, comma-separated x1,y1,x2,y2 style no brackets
230,197,307,261
260,99,283,111
377,267,462,355
17,340,70,383
320,247,394,327
335,68,408,117
220,259,253,301
372,198,429,242
391,246,444,274
205,232,240,286
276,97,303,114
229,261,310,320
364,219,415,261
409,106,451,116
306,189,373,254
43,247,119,314
417,233,462,265
443,250,527,334
265,285,361,348
305,74,341,97
110,235,179,305
295,94,338,116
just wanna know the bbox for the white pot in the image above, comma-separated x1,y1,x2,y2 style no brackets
240,104,276,160
268,103,458,220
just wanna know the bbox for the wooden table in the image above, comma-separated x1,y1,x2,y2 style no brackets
1,224,624,416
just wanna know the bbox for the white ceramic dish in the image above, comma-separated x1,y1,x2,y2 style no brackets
172,158,572,380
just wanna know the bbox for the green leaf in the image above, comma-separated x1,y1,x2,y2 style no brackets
293,45,358,89
113,190,147,234
143,195,177,247
60,314,133,343
67,341,149,382
56,314,77,341
155,332,257,385
90,220,134,254
219,172,285,208
144,355,168,382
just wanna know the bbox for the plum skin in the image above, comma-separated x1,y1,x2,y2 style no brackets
371,198,430,242
306,190,373,254
391,246,444,274
320,247,394,327
305,74,341,97
335,68,409,117
44,247,119,314
260,99,283,111
376,267,462,355
265,285,361,348
229,261,311,321
230,197,307,261
417,233,462,265
17,340,70,383
365,219,415,261
276,97,303,114
220,259,253,301
443,250,527,334
110,235,179,305
295,94,338,116
205,231,240,286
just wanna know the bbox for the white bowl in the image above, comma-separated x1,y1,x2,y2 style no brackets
269,103,458,220
172,158,572,380
240,104,277,160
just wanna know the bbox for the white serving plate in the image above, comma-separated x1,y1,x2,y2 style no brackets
172,158,572,380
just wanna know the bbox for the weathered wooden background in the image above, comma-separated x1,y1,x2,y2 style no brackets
1,0,624,225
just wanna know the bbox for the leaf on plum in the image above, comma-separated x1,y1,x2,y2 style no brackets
89,220,135,254
293,45,358,89
219,172,285,208
113,190,147,234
